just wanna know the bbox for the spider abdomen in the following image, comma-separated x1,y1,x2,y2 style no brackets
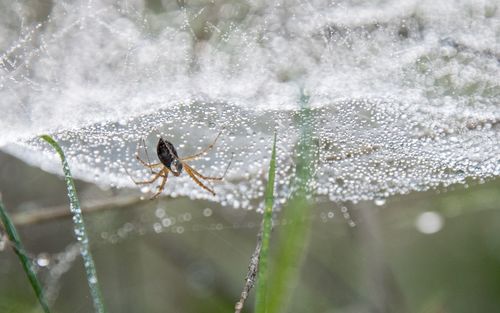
157,138,180,170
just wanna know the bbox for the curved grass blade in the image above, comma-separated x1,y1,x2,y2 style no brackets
40,135,107,313
0,200,52,313
254,131,278,312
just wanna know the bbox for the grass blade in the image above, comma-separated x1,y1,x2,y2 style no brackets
40,135,107,313
0,199,52,313
255,131,278,312
266,91,315,313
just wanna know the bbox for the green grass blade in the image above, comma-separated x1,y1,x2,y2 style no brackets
266,92,315,313
0,200,52,313
255,131,278,312
40,135,107,313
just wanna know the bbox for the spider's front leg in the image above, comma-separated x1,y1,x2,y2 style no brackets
181,152,233,181
181,131,222,162
184,166,216,196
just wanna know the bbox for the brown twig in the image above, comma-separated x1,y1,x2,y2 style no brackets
235,221,265,313
11,195,147,226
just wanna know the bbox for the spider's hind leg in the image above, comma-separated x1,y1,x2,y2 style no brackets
136,155,162,170
135,138,162,173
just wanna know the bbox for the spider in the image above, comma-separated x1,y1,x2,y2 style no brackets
129,131,231,199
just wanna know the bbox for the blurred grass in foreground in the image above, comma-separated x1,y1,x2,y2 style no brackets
0,200,51,313
41,135,107,313
265,93,315,313
254,131,277,312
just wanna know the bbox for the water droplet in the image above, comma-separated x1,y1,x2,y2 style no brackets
36,253,50,267
415,211,444,234
153,223,163,233
88,276,97,284
203,208,213,217
155,208,166,218
162,218,172,227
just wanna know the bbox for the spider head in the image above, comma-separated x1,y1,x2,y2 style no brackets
170,158,183,176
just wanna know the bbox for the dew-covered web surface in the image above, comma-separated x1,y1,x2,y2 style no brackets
1,0,499,208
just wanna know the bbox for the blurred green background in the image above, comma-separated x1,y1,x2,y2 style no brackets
1,150,499,313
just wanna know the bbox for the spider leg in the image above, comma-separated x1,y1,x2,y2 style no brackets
129,169,163,185
136,154,162,169
135,138,162,173
181,130,222,161
151,169,169,199
184,167,216,196
182,157,231,181
141,138,154,167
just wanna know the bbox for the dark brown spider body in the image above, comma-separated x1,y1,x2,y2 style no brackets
157,138,183,176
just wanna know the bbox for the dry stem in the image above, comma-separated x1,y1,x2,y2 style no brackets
235,222,265,313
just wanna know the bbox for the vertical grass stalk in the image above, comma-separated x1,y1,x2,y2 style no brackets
0,200,52,313
41,135,107,313
266,91,315,313
255,131,278,312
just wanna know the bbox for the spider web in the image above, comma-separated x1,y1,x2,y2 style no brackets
0,0,499,209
